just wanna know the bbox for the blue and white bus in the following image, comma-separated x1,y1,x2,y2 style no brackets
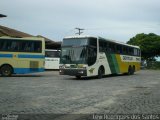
0,36,45,76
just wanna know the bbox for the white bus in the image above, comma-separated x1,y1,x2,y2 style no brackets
59,35,141,79
45,49,60,70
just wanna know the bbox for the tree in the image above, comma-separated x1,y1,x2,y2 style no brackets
127,33,160,61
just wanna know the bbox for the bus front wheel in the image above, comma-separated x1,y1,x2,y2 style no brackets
75,75,81,79
98,67,104,79
0,65,13,77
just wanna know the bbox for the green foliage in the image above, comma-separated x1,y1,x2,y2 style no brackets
127,33,160,61
146,61,160,70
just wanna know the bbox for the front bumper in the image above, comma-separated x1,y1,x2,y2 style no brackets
59,69,87,76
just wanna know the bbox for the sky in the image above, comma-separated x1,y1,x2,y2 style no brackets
0,0,160,42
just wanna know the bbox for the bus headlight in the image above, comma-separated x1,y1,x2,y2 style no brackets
77,64,87,69
78,71,84,74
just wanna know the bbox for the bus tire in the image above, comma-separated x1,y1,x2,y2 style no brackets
128,66,134,75
128,66,132,75
0,65,13,77
75,75,81,79
132,66,135,75
98,66,104,79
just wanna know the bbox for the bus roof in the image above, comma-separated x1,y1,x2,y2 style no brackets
64,35,97,39
64,35,140,49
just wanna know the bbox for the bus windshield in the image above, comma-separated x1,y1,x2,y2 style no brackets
60,46,87,64
60,37,97,65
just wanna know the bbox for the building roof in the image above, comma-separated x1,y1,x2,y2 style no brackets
37,35,61,49
0,25,61,49
0,25,32,37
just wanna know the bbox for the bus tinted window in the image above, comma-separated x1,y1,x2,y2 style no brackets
133,48,141,56
98,40,140,56
108,43,116,53
0,39,42,53
138,49,140,56
88,38,97,47
99,39,108,52
45,51,60,58
88,47,97,66
123,46,128,55
128,47,134,55
116,45,122,54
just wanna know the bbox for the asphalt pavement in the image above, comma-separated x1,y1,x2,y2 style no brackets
0,70,160,120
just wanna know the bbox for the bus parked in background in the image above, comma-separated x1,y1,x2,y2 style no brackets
0,36,45,76
59,35,141,79
45,49,60,70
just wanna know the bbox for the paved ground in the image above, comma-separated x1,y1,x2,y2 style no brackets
0,70,160,120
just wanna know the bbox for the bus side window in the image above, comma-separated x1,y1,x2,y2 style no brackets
20,41,26,52
99,40,105,52
11,41,19,51
34,41,41,53
88,47,97,66
18,41,23,52
107,43,111,52
6,41,12,51
116,45,122,54
123,46,127,55
99,42,103,52
30,42,35,51
138,49,141,56
109,44,116,53
134,48,138,56
24,42,30,52
128,47,134,56
0,40,3,50
0,40,5,50
89,38,97,47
